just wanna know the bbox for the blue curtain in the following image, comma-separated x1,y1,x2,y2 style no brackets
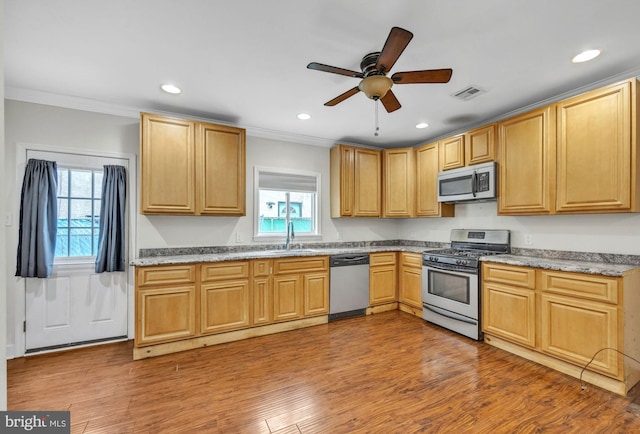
16,159,58,278
95,165,127,273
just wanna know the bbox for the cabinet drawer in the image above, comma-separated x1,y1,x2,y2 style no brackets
482,263,535,289
252,259,272,278
370,252,397,266
137,265,196,287
400,252,422,268
274,257,329,274
201,261,249,282
541,271,619,304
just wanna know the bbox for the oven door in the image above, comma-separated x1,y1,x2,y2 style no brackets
421,264,478,320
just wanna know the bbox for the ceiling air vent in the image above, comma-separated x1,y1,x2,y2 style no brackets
452,85,486,101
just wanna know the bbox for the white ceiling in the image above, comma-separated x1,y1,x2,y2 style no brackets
6,0,640,148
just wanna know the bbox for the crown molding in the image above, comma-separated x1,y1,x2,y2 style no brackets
5,86,341,148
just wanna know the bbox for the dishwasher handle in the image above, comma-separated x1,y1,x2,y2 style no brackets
330,254,370,267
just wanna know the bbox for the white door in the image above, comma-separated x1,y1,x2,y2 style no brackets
25,264,128,351
21,147,132,353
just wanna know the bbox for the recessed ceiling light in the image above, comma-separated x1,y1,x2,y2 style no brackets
571,49,601,63
161,84,181,94
416,122,429,129
297,113,311,120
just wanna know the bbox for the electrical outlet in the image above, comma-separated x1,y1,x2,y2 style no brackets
4,212,12,227
524,234,533,245
337,231,343,240
235,232,242,243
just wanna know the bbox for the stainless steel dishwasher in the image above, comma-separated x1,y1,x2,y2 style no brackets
329,253,370,321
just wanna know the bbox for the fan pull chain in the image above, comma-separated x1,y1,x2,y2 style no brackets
374,100,380,137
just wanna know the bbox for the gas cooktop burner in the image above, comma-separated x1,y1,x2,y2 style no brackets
423,229,511,269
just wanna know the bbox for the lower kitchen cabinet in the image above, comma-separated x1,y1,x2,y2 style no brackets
369,252,398,305
398,252,422,309
135,264,198,347
135,257,329,356
483,263,536,348
252,259,272,325
273,275,303,322
482,262,640,395
200,261,250,335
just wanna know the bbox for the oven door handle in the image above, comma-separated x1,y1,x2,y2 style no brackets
423,262,478,275
423,304,477,325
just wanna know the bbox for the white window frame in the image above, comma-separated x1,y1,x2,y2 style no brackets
253,166,322,242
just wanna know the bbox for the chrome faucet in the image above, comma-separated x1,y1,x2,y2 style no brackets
285,221,295,250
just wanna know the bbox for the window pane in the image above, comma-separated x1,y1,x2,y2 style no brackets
258,190,287,234
70,199,93,222
57,198,69,228
57,169,69,197
290,192,315,233
93,199,101,225
70,170,92,198
70,228,93,256
55,228,69,257
94,171,103,199
93,228,100,256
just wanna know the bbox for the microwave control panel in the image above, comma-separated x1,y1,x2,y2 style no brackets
477,172,490,192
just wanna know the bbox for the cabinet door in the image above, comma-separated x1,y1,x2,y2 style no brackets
540,293,620,378
370,252,397,305
483,282,536,348
353,148,381,217
303,273,329,317
466,123,496,166
382,148,415,217
273,275,303,322
330,145,355,217
439,135,465,170
252,277,272,325
415,142,455,217
399,254,422,309
140,113,196,214
136,285,197,346
498,106,556,215
556,80,633,213
200,280,250,335
197,122,246,216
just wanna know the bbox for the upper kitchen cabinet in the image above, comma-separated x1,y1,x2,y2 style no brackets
196,122,246,215
140,113,196,214
438,125,497,171
330,144,381,217
415,142,455,217
140,112,246,216
498,106,556,215
382,148,415,218
556,79,639,214
465,123,497,166
439,134,465,170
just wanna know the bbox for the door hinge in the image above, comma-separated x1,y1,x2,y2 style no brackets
23,321,26,333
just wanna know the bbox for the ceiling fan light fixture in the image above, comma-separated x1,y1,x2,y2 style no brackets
416,122,429,129
358,75,393,100
296,113,311,120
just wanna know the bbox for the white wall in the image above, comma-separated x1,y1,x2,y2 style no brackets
400,200,640,255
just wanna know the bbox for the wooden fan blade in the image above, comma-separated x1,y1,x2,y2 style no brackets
380,90,401,113
375,27,413,74
325,87,361,106
391,69,453,84
307,62,363,78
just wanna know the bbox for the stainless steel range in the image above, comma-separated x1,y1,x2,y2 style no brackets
422,229,510,340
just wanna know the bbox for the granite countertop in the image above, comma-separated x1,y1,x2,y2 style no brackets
479,254,640,277
131,245,432,267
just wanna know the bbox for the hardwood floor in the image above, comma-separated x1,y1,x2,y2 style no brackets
8,311,640,433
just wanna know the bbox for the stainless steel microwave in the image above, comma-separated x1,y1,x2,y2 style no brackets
437,161,497,203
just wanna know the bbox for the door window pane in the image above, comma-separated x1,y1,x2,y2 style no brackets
56,167,103,258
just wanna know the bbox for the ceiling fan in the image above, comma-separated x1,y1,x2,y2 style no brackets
307,27,453,113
